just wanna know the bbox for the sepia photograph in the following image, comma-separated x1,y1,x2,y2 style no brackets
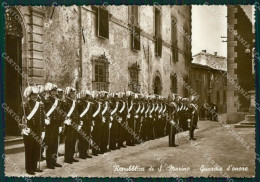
1,2,257,180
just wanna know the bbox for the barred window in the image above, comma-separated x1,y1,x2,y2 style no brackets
92,53,109,91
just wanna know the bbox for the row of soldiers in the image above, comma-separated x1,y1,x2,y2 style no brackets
20,82,199,175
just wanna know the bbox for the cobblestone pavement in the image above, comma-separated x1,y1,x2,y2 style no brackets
4,120,255,178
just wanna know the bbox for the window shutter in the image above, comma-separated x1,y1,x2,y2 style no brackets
98,7,109,39
132,26,141,51
155,36,162,57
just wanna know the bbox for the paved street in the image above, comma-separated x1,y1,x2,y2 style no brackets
5,120,255,178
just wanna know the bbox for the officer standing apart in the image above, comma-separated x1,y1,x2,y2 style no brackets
189,95,199,140
168,93,178,147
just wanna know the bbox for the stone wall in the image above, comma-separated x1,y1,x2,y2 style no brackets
18,5,191,97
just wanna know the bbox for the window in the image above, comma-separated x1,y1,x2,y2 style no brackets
171,17,178,62
155,8,162,57
92,53,109,91
170,74,178,93
130,6,139,26
129,6,140,51
129,63,140,93
97,7,109,39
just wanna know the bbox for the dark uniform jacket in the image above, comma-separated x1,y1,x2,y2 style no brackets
24,100,45,135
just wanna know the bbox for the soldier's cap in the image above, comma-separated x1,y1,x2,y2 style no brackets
168,93,176,102
44,82,53,92
126,91,132,97
65,87,76,95
37,85,45,94
183,98,189,102
189,95,197,102
51,83,58,90
85,90,91,96
57,88,63,93
24,86,39,98
70,87,76,93
91,90,99,99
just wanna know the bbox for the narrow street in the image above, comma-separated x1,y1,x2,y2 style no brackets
5,120,255,178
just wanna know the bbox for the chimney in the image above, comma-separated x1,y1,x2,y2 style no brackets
214,52,218,56
202,50,207,53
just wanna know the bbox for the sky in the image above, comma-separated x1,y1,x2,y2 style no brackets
192,5,227,57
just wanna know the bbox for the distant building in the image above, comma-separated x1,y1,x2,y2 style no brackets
190,50,227,114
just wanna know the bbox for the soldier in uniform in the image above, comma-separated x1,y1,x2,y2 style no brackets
78,90,93,159
137,94,145,143
188,95,199,140
143,95,150,141
148,95,155,140
100,91,109,153
126,91,135,146
21,86,45,175
109,93,120,150
168,93,178,147
63,87,80,163
117,92,127,148
162,97,168,136
43,83,63,168
56,88,65,157
134,94,141,144
91,91,102,156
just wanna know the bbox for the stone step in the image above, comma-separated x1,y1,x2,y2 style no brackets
5,137,23,147
235,124,255,128
245,115,255,122
239,121,255,125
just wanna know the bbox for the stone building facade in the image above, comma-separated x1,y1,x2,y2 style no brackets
190,51,227,114
4,5,192,135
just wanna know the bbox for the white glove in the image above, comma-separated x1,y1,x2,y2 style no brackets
127,114,130,118
78,125,82,131
149,115,152,118
45,118,50,125
80,121,83,125
41,132,45,139
22,128,29,136
135,115,139,119
64,119,71,125
109,123,112,128
110,116,113,121
187,119,191,122
102,116,106,123
59,127,62,133
118,117,122,123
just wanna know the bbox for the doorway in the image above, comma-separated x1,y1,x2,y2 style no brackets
154,76,162,95
5,8,23,136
